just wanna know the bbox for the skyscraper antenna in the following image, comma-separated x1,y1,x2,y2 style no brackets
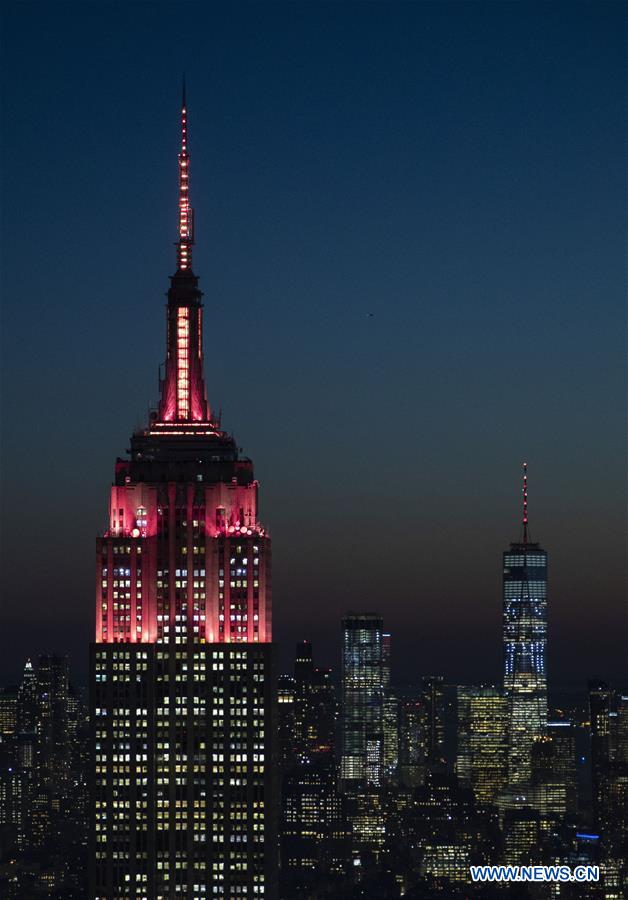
522,461,528,545
177,78,193,272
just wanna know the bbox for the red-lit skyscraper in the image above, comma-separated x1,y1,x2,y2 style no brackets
90,88,277,899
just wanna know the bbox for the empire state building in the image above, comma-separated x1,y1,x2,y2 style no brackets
90,88,277,899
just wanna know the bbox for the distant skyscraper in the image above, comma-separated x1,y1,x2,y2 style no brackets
309,666,336,754
90,88,277,899
0,685,18,738
398,696,428,788
503,464,548,785
340,614,385,852
277,674,296,770
382,633,392,688
589,681,628,874
589,680,614,837
610,694,628,871
1,669,30,857
541,720,578,816
36,655,71,796
280,757,346,892
17,659,37,736
422,675,446,767
287,641,336,762
279,643,345,896
529,735,569,823
413,771,476,882
17,656,73,853
456,685,508,805
340,614,384,791
502,808,541,866
293,640,313,758
381,633,399,775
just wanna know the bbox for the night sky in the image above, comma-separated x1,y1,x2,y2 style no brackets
1,2,625,689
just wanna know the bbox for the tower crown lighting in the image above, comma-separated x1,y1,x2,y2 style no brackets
95,88,272,646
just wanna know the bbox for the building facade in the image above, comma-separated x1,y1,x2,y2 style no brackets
422,675,446,767
90,90,277,899
279,643,345,897
381,633,399,777
398,696,428,789
589,681,628,877
456,685,508,806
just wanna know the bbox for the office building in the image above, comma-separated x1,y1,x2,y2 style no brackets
422,676,445,767
456,685,508,806
398,696,428,789
340,614,385,852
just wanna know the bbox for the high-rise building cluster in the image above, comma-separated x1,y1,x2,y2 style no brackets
0,656,89,897
3,640,624,897
276,643,626,898
274,470,626,898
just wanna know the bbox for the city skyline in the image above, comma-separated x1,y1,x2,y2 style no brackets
1,2,626,688
1,5,626,895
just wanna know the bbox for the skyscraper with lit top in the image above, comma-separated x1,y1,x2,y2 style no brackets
90,87,277,900
503,464,547,786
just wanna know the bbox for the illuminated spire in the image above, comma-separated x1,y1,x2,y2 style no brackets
522,461,529,544
157,83,211,424
177,77,194,273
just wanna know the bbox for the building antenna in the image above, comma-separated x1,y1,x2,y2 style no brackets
177,75,194,272
522,461,529,545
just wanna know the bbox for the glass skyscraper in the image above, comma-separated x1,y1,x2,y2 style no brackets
503,465,548,786
340,614,384,791
340,614,385,852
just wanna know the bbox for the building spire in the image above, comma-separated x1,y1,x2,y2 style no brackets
177,77,194,273
156,83,210,424
522,461,529,544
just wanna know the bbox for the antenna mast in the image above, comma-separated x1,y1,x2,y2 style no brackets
522,461,528,545
177,77,194,272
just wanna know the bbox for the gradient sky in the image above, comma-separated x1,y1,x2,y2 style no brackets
1,1,626,688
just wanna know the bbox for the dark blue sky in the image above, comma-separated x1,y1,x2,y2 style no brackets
1,2,626,687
